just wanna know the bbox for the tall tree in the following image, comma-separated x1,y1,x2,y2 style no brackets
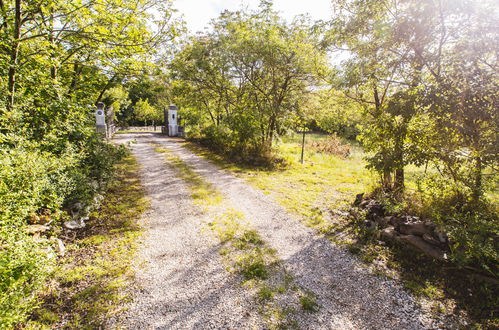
330,0,498,194
170,3,328,158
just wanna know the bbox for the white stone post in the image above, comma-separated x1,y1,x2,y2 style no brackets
95,102,107,135
168,104,178,136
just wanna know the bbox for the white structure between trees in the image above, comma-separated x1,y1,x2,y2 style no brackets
95,102,107,134
168,105,178,137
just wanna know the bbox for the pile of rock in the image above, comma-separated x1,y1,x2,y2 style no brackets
63,193,104,230
26,210,65,257
354,194,449,261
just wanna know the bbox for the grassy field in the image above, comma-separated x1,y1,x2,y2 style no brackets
193,132,498,220
188,133,373,226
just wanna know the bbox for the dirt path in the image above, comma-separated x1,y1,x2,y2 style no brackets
109,134,263,329
112,133,436,329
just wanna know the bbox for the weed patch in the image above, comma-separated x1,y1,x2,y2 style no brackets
257,285,275,301
299,292,319,312
307,134,351,158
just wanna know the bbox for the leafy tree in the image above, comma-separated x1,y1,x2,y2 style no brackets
170,3,328,159
0,0,180,325
301,89,363,139
330,0,498,270
102,86,131,122
330,0,498,194
330,0,427,190
134,98,162,127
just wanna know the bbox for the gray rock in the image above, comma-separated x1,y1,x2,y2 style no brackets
54,238,66,256
365,200,385,219
363,220,377,230
359,200,370,209
435,230,448,243
388,216,405,228
397,235,447,261
353,193,364,206
422,233,441,246
25,224,50,234
380,226,397,240
424,221,437,230
64,219,86,230
375,216,390,227
399,222,432,236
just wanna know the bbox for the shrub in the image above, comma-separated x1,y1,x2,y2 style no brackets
0,147,66,327
194,124,277,166
0,138,125,326
416,174,498,275
0,230,53,327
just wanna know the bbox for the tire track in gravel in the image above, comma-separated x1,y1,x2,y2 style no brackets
148,133,439,330
108,133,265,329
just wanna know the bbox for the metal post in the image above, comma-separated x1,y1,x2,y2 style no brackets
300,130,306,164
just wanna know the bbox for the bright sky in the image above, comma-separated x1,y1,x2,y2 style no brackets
173,0,332,33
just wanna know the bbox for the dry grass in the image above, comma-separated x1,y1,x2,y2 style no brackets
307,134,351,158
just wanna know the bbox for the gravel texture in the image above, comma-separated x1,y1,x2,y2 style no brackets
110,132,438,329
108,133,264,329
148,134,438,330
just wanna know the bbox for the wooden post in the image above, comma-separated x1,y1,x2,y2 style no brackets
300,130,306,164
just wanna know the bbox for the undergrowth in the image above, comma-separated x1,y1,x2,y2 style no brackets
26,154,148,328
344,194,498,328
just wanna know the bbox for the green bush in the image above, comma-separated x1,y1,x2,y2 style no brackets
196,124,270,164
0,147,70,226
0,138,125,327
416,175,498,275
0,147,65,327
0,230,53,327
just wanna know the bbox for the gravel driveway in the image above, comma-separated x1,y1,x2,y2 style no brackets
111,133,437,329
109,134,264,329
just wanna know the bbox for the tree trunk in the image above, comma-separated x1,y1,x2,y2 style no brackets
394,168,404,190
48,9,56,80
393,139,405,190
472,155,483,203
67,62,82,97
96,73,118,104
7,0,22,110
383,169,393,189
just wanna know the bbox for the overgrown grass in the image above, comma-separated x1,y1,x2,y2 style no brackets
26,155,148,328
208,210,277,281
184,132,373,232
299,291,319,312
